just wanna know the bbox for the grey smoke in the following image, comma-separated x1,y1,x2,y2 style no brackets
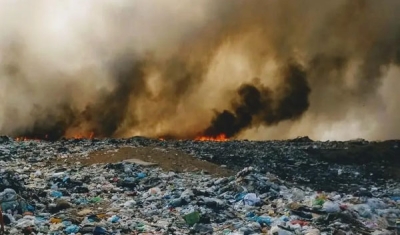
0,0,400,140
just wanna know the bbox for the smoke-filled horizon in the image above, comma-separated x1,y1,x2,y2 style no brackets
1,0,400,141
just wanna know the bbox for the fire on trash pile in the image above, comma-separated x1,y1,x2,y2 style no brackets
0,136,399,235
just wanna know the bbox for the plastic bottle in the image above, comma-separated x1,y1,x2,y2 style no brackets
255,216,273,226
65,224,80,234
243,193,260,206
90,196,102,203
93,226,111,235
50,191,63,198
291,188,305,202
136,172,146,179
107,215,120,223
390,196,400,201
322,201,341,213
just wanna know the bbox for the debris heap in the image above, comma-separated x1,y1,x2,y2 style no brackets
0,136,399,234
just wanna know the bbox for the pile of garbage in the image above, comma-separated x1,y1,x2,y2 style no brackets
168,139,400,193
2,136,399,192
0,136,398,234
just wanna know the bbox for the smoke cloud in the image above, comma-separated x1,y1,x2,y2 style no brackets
203,62,310,138
1,0,400,140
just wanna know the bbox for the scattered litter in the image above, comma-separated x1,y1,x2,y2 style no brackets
0,137,398,234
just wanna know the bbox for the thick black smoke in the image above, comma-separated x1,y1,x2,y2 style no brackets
14,104,77,140
80,56,148,137
14,56,148,140
4,0,400,141
12,52,214,140
203,62,310,138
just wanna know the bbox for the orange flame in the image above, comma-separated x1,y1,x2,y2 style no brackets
14,132,229,142
195,133,228,142
15,131,95,141
15,137,41,142
71,132,95,139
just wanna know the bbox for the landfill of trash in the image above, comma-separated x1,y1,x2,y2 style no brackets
0,135,399,235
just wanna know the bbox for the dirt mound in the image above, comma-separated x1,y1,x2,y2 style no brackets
79,146,233,177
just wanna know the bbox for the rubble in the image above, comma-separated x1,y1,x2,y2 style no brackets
0,137,399,234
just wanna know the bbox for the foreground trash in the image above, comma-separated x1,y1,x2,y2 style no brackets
0,137,399,234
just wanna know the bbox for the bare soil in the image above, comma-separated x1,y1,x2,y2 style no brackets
73,146,234,177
